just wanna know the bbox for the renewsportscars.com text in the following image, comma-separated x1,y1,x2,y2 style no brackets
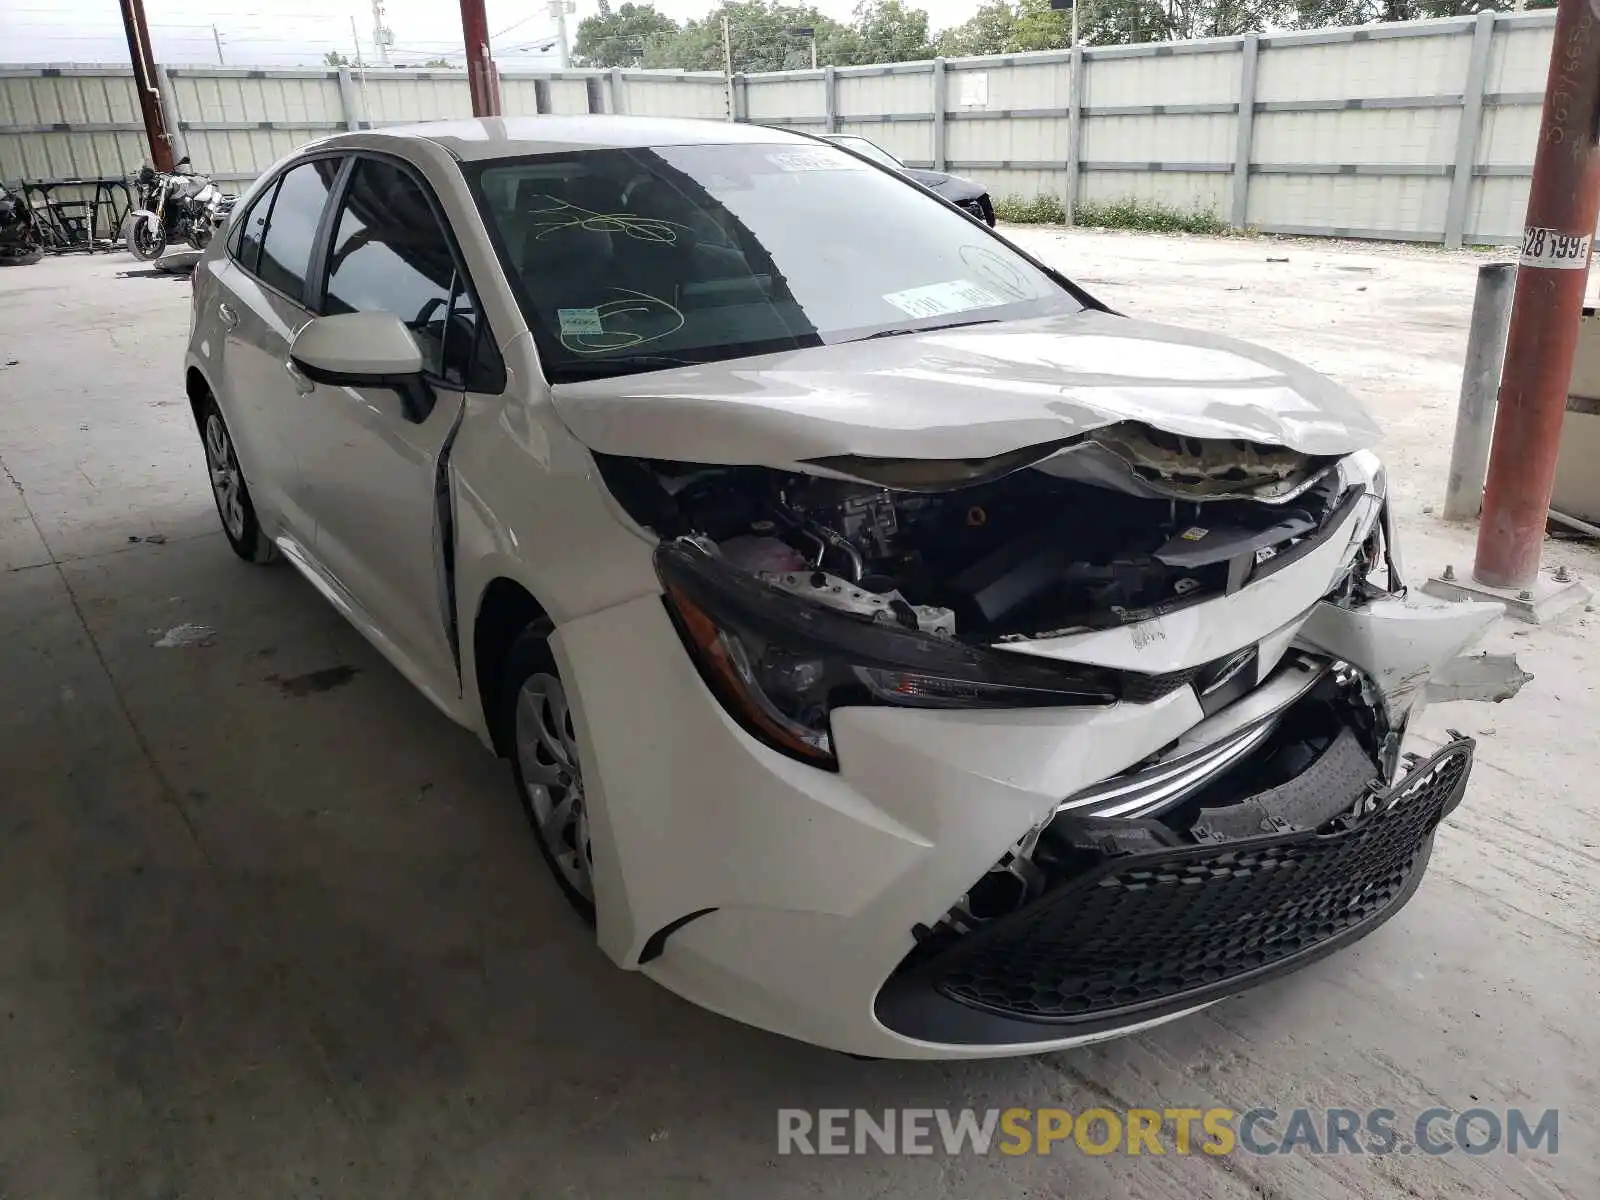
777,1106,1559,1158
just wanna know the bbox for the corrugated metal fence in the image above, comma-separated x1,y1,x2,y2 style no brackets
0,10,1557,247
0,62,727,226
739,10,1554,247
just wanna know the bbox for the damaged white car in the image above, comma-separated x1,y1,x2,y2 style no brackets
185,116,1524,1059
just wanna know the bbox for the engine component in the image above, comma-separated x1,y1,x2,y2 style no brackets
759,569,956,636
608,435,1359,645
718,535,806,575
939,524,1071,628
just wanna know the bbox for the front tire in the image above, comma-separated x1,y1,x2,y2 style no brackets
123,212,166,261
199,396,276,564
501,622,597,924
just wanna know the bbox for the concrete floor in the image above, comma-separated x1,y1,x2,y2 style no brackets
1,240,1596,1199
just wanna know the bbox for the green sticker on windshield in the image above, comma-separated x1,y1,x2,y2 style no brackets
558,307,603,336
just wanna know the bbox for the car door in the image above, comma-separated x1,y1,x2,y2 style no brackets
211,155,346,543
292,152,505,703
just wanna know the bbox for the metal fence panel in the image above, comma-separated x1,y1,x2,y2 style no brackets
0,12,1568,246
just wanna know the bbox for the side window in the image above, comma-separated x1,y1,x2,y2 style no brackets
232,181,277,275
322,157,499,390
256,157,342,301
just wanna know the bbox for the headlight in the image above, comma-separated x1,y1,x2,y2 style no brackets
1334,450,1397,588
656,540,1118,769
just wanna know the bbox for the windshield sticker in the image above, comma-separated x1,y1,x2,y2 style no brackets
767,149,857,172
558,307,604,336
559,290,685,355
882,279,1005,320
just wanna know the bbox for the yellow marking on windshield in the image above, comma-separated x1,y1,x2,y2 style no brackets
524,196,685,245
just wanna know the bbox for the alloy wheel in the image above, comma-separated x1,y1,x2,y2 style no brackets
515,671,593,901
204,412,246,541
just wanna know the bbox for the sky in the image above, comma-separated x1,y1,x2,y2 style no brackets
1,0,986,68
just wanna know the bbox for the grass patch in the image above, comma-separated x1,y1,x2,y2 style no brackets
993,193,1231,234
992,194,1067,224
1071,197,1230,235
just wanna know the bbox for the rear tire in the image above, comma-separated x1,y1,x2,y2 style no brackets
199,395,276,564
500,621,597,925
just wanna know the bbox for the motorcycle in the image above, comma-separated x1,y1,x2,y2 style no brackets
0,182,44,267
122,156,234,261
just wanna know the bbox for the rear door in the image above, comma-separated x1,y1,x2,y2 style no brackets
211,155,346,542
292,153,505,700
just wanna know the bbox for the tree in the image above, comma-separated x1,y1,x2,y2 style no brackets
1291,0,1548,25
842,0,935,64
935,0,1016,56
645,1,852,71
324,50,351,66
574,2,681,67
935,0,1285,56
421,57,455,67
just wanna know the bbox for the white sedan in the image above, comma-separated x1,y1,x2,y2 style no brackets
185,116,1511,1059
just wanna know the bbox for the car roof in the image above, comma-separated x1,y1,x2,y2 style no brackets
335,116,814,162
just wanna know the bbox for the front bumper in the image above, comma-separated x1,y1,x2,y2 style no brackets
875,735,1473,1046
549,505,1501,1059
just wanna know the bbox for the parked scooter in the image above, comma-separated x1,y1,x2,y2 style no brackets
122,157,234,261
0,182,44,266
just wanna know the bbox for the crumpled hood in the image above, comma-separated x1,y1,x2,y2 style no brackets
549,308,1382,467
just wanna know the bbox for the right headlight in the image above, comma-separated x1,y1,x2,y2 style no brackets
1334,449,1395,588
655,539,1120,770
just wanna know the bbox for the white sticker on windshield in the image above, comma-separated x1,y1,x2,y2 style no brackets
882,279,1005,320
558,307,604,336
767,149,856,172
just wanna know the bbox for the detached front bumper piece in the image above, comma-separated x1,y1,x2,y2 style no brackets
876,736,1474,1046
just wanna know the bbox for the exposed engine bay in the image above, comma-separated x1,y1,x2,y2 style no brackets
600,421,1355,644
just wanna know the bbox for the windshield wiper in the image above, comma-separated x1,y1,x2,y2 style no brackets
854,318,999,342
550,354,707,381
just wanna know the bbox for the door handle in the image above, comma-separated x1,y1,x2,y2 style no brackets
283,359,315,395
217,302,238,328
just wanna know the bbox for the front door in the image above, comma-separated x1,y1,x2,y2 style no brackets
292,154,503,704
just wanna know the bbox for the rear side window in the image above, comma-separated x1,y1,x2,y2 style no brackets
255,158,342,301
232,183,275,275
322,156,501,391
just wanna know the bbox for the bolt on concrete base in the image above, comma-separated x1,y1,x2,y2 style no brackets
1421,567,1592,624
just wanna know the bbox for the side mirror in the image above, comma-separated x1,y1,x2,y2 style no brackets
289,312,435,423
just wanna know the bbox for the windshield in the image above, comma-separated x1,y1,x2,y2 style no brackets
829,136,901,168
467,142,1084,383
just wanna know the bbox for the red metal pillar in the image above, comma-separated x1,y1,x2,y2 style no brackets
117,0,174,171
1474,0,1600,587
459,0,502,118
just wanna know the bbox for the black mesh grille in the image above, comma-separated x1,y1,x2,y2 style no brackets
1120,666,1199,704
926,742,1472,1023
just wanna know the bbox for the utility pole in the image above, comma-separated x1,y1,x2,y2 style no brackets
350,16,370,125
1472,0,1600,589
550,0,572,70
723,14,734,120
372,0,391,66
212,24,225,65
117,0,174,172
459,0,502,117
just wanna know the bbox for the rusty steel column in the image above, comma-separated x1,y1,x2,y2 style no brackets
118,0,174,171
1474,0,1600,587
459,0,502,118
